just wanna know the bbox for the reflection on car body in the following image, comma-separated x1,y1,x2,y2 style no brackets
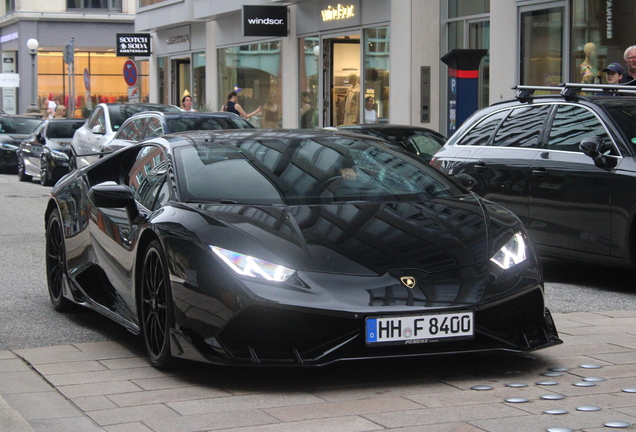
45,129,560,369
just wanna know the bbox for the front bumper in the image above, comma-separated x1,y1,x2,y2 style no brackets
170,287,562,366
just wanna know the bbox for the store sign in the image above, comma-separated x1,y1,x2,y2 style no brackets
0,73,19,87
321,4,355,21
167,35,189,45
116,33,151,56
0,32,18,44
242,5,288,37
606,0,613,39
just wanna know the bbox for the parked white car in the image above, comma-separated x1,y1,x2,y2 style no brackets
69,102,181,168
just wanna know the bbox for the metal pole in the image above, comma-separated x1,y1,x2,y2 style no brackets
28,50,37,111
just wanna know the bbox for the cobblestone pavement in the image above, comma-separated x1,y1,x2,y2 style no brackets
2,311,636,432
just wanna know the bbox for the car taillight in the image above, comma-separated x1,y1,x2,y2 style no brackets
430,157,441,169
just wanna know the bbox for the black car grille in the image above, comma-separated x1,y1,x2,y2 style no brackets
475,289,545,334
218,307,359,360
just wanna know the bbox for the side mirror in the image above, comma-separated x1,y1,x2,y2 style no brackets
88,182,139,221
452,173,477,191
579,137,614,169
91,124,105,135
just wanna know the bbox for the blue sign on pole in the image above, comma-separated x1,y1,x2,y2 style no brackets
123,60,138,87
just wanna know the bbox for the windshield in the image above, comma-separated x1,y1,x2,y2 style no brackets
47,120,85,139
174,135,462,205
166,116,254,133
107,104,181,130
598,99,636,145
0,117,42,134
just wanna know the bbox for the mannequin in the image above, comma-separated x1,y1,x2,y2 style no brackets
580,42,600,84
343,74,360,126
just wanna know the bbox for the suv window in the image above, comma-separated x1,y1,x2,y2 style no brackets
546,105,611,153
492,105,551,148
455,110,508,146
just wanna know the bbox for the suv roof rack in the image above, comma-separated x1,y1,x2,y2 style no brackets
513,82,636,101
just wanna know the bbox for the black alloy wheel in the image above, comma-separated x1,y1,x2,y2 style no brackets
16,154,32,182
45,208,72,311
140,240,175,369
40,154,54,186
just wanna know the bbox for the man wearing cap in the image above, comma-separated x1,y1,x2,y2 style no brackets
603,62,624,85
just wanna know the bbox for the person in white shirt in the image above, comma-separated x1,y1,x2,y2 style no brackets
363,96,378,124
181,95,196,112
47,98,57,119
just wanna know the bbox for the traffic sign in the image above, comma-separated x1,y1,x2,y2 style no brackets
83,68,90,91
123,60,138,87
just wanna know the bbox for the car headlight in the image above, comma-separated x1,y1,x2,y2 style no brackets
210,246,296,282
49,149,69,161
490,232,527,269
0,143,18,151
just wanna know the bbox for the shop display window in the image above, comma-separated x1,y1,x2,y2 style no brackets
218,43,282,127
364,26,390,123
37,51,149,118
298,36,319,128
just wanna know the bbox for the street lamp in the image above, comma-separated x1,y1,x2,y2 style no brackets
26,38,39,114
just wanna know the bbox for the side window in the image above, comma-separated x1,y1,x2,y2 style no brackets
88,107,104,129
127,145,169,211
116,122,135,141
546,105,611,153
145,118,164,138
492,105,551,148
127,118,147,141
455,110,508,146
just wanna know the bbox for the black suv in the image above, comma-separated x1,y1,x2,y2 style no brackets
432,83,636,270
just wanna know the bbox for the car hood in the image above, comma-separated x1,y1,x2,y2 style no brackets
178,195,521,276
0,134,28,144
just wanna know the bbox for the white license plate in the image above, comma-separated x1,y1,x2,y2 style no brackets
366,312,473,345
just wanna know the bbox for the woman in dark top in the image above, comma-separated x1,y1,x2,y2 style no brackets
222,91,261,120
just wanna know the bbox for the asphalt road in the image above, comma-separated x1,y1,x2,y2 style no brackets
0,171,634,351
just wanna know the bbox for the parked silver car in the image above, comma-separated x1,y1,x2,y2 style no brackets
70,103,181,168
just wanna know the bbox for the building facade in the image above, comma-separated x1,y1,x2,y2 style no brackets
0,0,142,116
136,0,635,135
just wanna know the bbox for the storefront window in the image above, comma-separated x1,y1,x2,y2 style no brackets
446,3,490,108
37,51,149,118
67,0,122,11
520,7,564,86
192,52,206,111
157,57,167,105
449,0,489,19
298,36,319,128
571,0,636,84
218,42,282,127
363,26,390,123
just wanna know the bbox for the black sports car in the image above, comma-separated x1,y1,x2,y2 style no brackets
18,118,85,186
45,129,561,368
0,115,43,171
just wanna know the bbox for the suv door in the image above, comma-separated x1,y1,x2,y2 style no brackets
464,105,551,222
528,104,615,256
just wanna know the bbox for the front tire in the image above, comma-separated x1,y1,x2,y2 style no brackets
17,154,32,182
140,240,175,369
45,208,73,311
40,155,54,186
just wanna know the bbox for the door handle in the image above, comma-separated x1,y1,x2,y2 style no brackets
532,167,547,176
473,162,487,172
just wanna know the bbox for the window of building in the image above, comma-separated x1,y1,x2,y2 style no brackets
298,36,319,128
363,26,390,123
157,57,167,105
218,42,282,127
445,1,490,108
520,6,565,86
192,52,206,111
37,52,149,118
571,0,636,84
67,0,122,11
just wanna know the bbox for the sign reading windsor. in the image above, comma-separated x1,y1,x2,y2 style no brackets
242,5,288,37
116,33,151,57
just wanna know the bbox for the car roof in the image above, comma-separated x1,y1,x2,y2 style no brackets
127,111,243,120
